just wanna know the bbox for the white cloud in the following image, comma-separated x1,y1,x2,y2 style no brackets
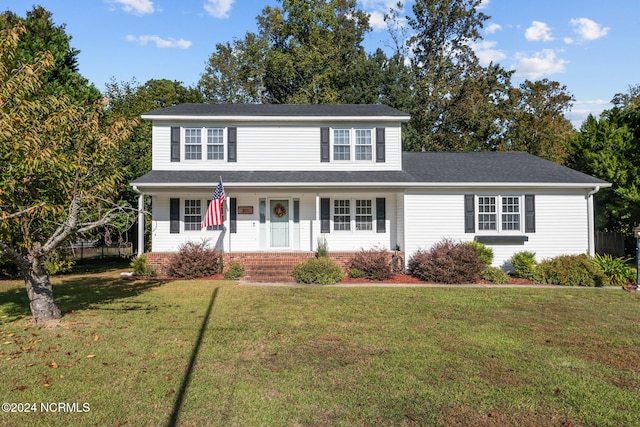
525,21,554,42
568,99,612,127
106,0,154,15
478,0,490,9
512,49,567,79
472,40,506,65
569,17,609,41
126,35,192,49
485,23,502,35
368,10,387,31
204,0,235,19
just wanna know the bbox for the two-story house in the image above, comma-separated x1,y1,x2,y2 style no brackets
131,103,609,278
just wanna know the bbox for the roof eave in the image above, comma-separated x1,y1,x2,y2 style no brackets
140,114,411,123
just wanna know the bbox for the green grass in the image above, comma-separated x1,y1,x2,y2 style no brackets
1,268,639,426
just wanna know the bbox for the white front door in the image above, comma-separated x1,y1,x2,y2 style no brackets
270,200,289,248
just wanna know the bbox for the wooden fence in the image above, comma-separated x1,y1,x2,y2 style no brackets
595,231,625,257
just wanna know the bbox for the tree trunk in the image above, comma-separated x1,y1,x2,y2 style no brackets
24,259,62,324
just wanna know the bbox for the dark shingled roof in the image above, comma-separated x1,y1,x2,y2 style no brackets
132,152,608,187
142,103,410,118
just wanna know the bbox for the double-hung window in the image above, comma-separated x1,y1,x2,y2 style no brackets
207,128,224,160
355,200,373,230
355,129,372,161
184,200,202,231
184,127,225,161
477,196,521,232
333,200,351,230
333,129,350,161
332,128,373,162
184,129,202,160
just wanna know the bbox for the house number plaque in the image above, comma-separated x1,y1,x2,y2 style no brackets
237,206,253,215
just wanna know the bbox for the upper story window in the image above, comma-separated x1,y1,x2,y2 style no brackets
185,129,202,160
207,128,224,160
183,127,225,161
477,195,521,232
355,129,372,161
332,128,373,162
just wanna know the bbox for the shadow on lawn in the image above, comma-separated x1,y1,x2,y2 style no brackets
167,286,219,427
0,275,167,320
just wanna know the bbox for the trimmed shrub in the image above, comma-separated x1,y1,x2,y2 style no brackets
408,239,485,284
223,261,245,280
465,240,494,266
592,254,635,287
166,241,219,279
348,268,365,279
481,266,511,284
537,254,607,287
292,257,343,285
348,247,394,281
130,254,155,277
510,251,538,281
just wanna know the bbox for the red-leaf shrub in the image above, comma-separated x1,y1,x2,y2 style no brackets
348,247,394,281
166,241,219,279
408,239,485,284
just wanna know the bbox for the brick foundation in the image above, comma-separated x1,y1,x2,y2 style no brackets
143,250,404,282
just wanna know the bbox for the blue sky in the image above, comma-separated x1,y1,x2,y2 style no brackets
2,0,638,127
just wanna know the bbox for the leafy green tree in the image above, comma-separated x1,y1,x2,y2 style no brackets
405,0,514,152
502,79,575,163
0,6,101,104
566,85,640,245
0,23,135,323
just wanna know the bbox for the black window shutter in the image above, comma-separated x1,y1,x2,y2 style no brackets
464,195,475,233
376,128,385,163
320,198,330,233
229,197,237,233
227,127,237,162
320,127,330,162
525,195,535,233
170,198,180,234
170,127,180,162
376,198,386,233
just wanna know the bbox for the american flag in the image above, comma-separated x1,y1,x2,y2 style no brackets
201,178,225,228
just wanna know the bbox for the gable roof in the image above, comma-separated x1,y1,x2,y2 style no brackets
141,103,410,121
132,152,609,189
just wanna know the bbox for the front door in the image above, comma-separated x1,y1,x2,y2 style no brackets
270,200,289,248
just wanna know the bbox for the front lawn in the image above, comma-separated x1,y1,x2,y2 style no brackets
1,269,639,426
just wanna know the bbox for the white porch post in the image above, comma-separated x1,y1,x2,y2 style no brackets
314,192,319,251
137,193,144,256
586,186,600,256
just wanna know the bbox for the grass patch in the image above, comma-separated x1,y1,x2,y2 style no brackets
0,270,639,426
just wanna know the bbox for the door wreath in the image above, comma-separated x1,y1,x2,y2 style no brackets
273,203,286,218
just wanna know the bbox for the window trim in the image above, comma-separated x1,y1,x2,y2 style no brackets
475,194,523,234
331,127,375,163
182,126,226,162
331,198,377,232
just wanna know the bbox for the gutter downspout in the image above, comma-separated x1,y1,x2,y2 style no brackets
132,186,145,257
586,186,601,256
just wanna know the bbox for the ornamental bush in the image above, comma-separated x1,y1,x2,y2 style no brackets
408,239,485,284
510,251,538,281
166,240,219,279
348,247,394,281
223,261,245,280
481,266,511,284
465,240,494,266
537,254,607,287
292,257,343,285
130,254,155,277
592,253,636,287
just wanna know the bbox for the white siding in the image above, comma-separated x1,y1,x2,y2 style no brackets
151,191,400,253
404,190,591,269
152,123,403,172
